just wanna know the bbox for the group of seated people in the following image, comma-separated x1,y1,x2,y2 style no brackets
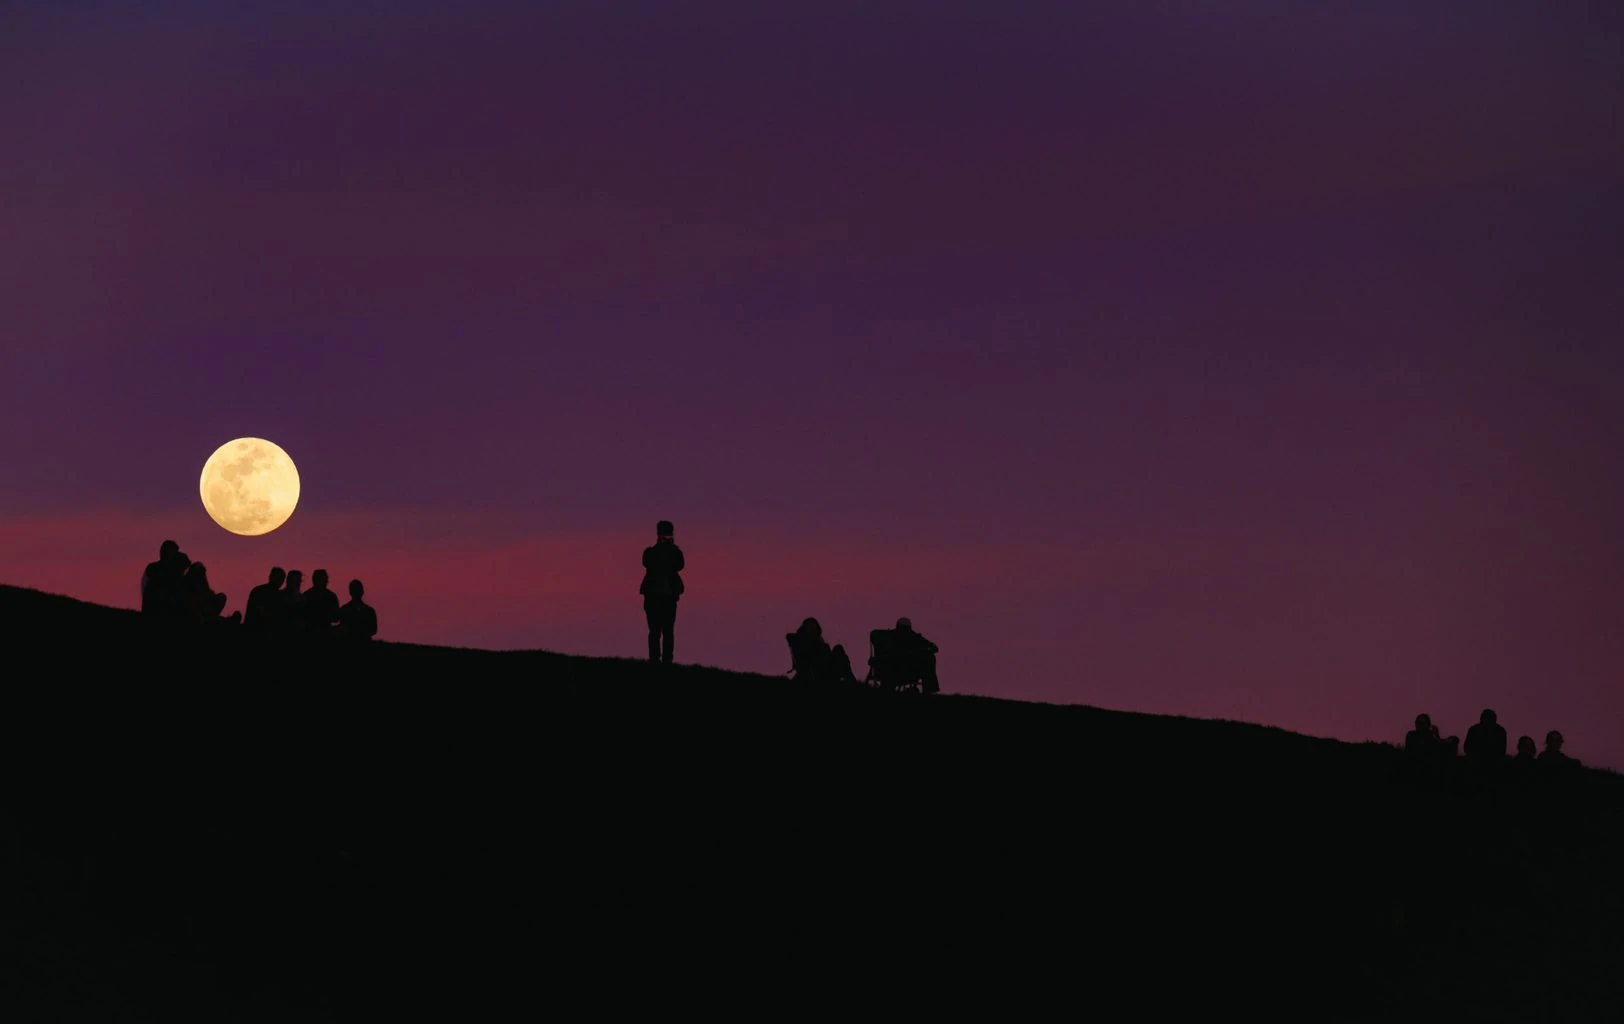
139,540,377,641
243,565,378,641
140,540,240,625
1404,709,1581,775
788,615,940,694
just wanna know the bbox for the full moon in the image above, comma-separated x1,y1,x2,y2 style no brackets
199,438,301,536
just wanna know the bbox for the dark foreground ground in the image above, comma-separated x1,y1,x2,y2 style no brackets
2,584,1621,1021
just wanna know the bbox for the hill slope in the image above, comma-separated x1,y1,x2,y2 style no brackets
2,583,1621,1021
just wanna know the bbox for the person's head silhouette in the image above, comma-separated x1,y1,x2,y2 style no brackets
187,561,207,580
159,539,179,559
349,579,365,600
656,520,674,540
268,566,286,587
1517,736,1536,758
1414,713,1432,732
286,570,303,592
1480,709,1498,725
1545,730,1564,754
798,617,822,638
896,617,913,632
312,569,329,590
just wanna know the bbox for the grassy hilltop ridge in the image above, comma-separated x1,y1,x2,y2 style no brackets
1,583,1621,1021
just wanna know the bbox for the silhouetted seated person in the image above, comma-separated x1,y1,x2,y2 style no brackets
279,569,307,635
172,550,194,598
335,579,377,642
1537,730,1580,770
1403,713,1457,777
868,617,941,694
1464,708,1507,765
1432,721,1459,757
787,617,835,683
243,567,286,634
140,539,187,618
893,618,940,694
830,643,859,687
180,561,237,625
1512,735,1538,781
304,569,341,634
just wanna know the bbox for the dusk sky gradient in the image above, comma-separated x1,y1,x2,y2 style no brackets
3,3,1621,765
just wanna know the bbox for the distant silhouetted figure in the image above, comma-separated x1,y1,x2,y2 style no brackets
304,569,341,634
180,561,232,622
1403,713,1457,778
140,540,186,617
1404,714,1437,756
336,579,377,642
639,520,684,664
1516,736,1537,762
1537,730,1580,769
787,617,835,682
1464,708,1507,763
244,567,286,633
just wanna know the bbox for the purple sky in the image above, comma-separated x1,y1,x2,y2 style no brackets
3,3,1621,766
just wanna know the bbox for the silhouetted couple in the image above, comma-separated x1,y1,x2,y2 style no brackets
640,520,683,664
787,618,859,687
246,566,376,641
1405,714,1459,762
140,539,239,627
1509,730,1580,779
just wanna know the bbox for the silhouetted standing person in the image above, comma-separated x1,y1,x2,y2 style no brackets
640,520,684,664
336,579,377,642
304,569,341,634
244,567,286,633
1464,708,1507,764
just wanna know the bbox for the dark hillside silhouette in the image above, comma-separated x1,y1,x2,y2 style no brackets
1,583,1620,1020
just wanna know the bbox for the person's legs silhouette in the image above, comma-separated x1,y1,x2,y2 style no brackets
643,597,676,663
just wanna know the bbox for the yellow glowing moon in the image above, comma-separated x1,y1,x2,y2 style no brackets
199,438,301,536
